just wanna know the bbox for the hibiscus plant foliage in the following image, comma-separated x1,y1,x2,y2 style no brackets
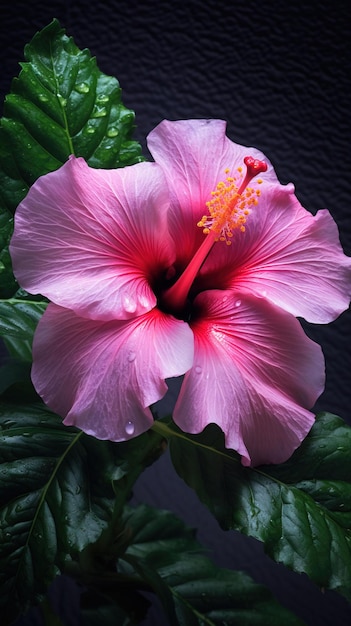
0,19,350,626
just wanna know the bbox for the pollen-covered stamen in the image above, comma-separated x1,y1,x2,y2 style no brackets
197,156,267,245
161,156,267,315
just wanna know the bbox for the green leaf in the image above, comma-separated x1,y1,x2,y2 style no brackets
0,358,31,394
0,402,164,625
0,18,144,297
119,504,305,625
153,413,351,603
0,298,48,361
0,209,15,298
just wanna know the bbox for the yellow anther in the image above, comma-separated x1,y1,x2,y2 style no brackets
198,163,264,244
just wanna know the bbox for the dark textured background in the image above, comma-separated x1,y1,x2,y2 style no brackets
1,1,351,624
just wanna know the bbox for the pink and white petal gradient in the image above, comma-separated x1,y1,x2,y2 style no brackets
10,157,174,321
147,119,278,267
195,182,351,324
174,289,324,466
32,304,194,440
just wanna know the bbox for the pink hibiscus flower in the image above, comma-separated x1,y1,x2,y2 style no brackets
10,119,351,466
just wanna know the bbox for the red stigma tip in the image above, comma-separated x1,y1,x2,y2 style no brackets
244,156,268,177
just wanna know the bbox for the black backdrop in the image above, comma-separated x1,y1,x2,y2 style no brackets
1,1,351,624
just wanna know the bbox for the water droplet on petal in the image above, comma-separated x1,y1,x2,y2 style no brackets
123,295,137,313
125,421,135,435
235,299,241,307
128,351,136,363
195,365,202,374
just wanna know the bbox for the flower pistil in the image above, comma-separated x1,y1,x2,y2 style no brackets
161,156,267,315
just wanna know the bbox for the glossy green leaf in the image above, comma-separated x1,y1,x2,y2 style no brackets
153,413,351,603
0,209,15,298
0,402,164,625
0,299,47,361
0,19,144,297
120,504,305,625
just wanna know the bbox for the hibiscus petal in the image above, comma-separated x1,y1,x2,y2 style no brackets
147,119,278,266
10,157,174,321
193,181,351,323
231,184,351,323
173,289,324,466
32,303,194,441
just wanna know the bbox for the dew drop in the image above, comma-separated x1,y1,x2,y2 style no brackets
125,421,135,435
38,93,49,103
128,351,136,363
96,93,109,103
76,82,90,94
92,105,107,118
235,299,241,307
57,93,67,107
107,126,119,138
86,126,95,134
123,295,137,313
195,365,202,374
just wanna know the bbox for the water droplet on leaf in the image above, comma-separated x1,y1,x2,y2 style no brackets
92,106,107,118
57,94,67,107
107,126,119,138
76,82,90,94
96,94,109,103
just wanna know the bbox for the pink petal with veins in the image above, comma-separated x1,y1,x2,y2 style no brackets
174,289,324,466
32,303,194,440
10,157,174,321
147,119,277,267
